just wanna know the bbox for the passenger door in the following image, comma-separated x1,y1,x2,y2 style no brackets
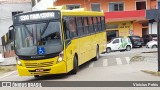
111,38,120,50
63,17,76,72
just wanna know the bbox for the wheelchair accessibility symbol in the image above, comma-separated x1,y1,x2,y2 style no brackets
38,47,45,55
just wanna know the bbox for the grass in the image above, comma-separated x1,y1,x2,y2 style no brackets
0,66,16,75
141,70,160,76
130,55,144,62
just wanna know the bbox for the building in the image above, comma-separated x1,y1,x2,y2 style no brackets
54,0,158,41
146,0,160,35
0,0,31,57
32,0,55,11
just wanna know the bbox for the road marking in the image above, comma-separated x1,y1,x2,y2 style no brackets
125,57,130,64
0,71,17,79
89,62,94,68
103,59,108,66
116,58,122,65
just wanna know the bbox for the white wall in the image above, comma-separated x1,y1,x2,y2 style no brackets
149,22,157,34
32,0,55,11
0,3,31,45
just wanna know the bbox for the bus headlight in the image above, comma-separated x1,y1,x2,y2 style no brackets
16,56,22,66
57,51,64,63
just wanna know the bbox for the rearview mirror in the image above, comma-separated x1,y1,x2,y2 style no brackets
8,25,14,40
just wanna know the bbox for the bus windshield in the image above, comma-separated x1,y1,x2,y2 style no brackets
15,21,63,56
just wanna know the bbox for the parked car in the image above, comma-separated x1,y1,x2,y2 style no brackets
0,53,4,63
146,40,157,48
142,34,157,45
128,35,143,48
106,37,132,53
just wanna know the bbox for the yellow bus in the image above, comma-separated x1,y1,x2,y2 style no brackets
12,8,106,77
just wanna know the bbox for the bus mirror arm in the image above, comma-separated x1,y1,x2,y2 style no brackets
8,25,15,40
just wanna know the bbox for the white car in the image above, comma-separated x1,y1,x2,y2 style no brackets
146,40,157,48
0,53,4,63
106,37,132,53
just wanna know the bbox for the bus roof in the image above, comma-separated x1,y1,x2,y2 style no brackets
14,9,104,17
60,10,104,16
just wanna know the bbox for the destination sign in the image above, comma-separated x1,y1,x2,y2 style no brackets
19,12,55,21
13,11,60,24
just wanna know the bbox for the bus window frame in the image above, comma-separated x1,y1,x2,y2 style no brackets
68,17,78,39
63,16,71,46
92,17,98,33
76,17,84,37
101,16,106,31
82,17,89,35
62,16,106,41
97,17,102,31
88,17,94,34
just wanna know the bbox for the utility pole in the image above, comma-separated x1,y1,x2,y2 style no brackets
158,16,160,72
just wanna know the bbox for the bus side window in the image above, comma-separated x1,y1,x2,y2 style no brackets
76,17,84,36
83,17,89,35
63,17,71,45
101,17,106,31
69,17,77,38
97,17,102,31
93,17,98,32
88,17,94,33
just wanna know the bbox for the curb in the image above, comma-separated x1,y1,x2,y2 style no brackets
141,70,160,76
0,70,17,79
0,64,16,66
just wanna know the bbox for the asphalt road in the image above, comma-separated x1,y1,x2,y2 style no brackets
0,47,158,81
0,47,160,90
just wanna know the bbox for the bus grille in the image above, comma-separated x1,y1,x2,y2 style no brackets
29,69,51,75
24,61,54,68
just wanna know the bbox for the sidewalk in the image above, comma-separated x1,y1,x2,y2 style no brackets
0,57,16,66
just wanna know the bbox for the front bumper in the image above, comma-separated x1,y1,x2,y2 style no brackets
146,45,152,48
17,61,67,76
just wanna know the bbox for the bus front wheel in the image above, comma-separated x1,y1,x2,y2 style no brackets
71,55,79,74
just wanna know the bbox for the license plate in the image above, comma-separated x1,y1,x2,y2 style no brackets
137,43,141,45
35,68,44,72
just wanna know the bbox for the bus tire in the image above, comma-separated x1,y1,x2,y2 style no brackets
71,55,79,74
94,46,100,61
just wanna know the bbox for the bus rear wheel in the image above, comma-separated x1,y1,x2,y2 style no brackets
71,56,79,74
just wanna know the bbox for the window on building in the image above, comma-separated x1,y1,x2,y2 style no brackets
31,0,36,7
66,4,80,10
109,2,124,12
136,1,146,10
91,3,101,11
